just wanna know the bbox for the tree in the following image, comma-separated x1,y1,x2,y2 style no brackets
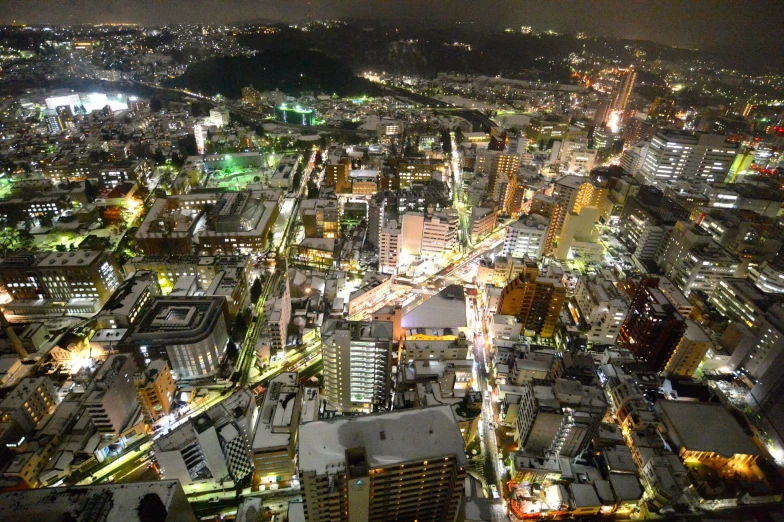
149,97,163,113
441,129,452,154
153,149,166,166
226,340,239,360
0,228,34,256
84,180,97,203
250,277,263,304
234,315,248,336
137,493,168,522
179,133,199,157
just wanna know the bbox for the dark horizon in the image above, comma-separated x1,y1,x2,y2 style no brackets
2,0,783,52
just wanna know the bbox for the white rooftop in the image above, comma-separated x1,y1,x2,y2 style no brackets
298,405,468,476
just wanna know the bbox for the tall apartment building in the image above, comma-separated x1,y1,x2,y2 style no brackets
0,377,60,435
497,258,566,338
492,255,528,286
397,159,443,189
504,215,549,258
84,354,139,435
475,149,521,203
640,131,739,184
298,405,467,522
400,210,459,261
326,151,351,194
321,319,394,414
573,275,629,346
134,359,176,424
260,278,291,354
515,379,607,459
663,320,712,378
379,220,401,274
543,175,607,256
301,198,340,239
0,251,121,304
618,278,687,371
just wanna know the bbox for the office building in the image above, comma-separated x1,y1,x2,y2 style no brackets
618,188,690,264
397,159,443,189
298,405,467,522
95,270,160,329
348,272,392,318
515,379,607,458
0,251,121,304
0,377,60,435
260,278,291,354
639,131,739,184
0,480,197,522
135,190,282,255
749,260,784,294
618,278,687,371
497,258,567,338
504,215,549,259
321,319,394,414
572,275,629,346
155,390,256,485
122,296,229,381
134,359,176,424
492,255,529,287
664,241,739,297
85,354,139,435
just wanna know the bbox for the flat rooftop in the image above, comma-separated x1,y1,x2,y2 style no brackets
655,400,760,458
0,480,189,522
402,285,467,330
298,405,468,476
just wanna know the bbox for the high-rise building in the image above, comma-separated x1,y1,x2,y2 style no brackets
610,68,636,112
321,319,394,414
618,277,687,371
573,275,629,346
515,379,607,458
663,320,712,378
85,354,139,435
298,405,467,522
497,258,566,338
378,220,402,274
95,270,160,329
400,210,459,261
475,149,521,198
543,175,608,257
134,359,176,424
503,215,549,258
640,131,740,184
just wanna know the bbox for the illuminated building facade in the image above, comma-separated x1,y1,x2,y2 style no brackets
618,278,686,371
497,258,566,338
321,319,394,414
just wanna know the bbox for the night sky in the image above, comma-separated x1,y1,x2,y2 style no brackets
1,0,782,50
